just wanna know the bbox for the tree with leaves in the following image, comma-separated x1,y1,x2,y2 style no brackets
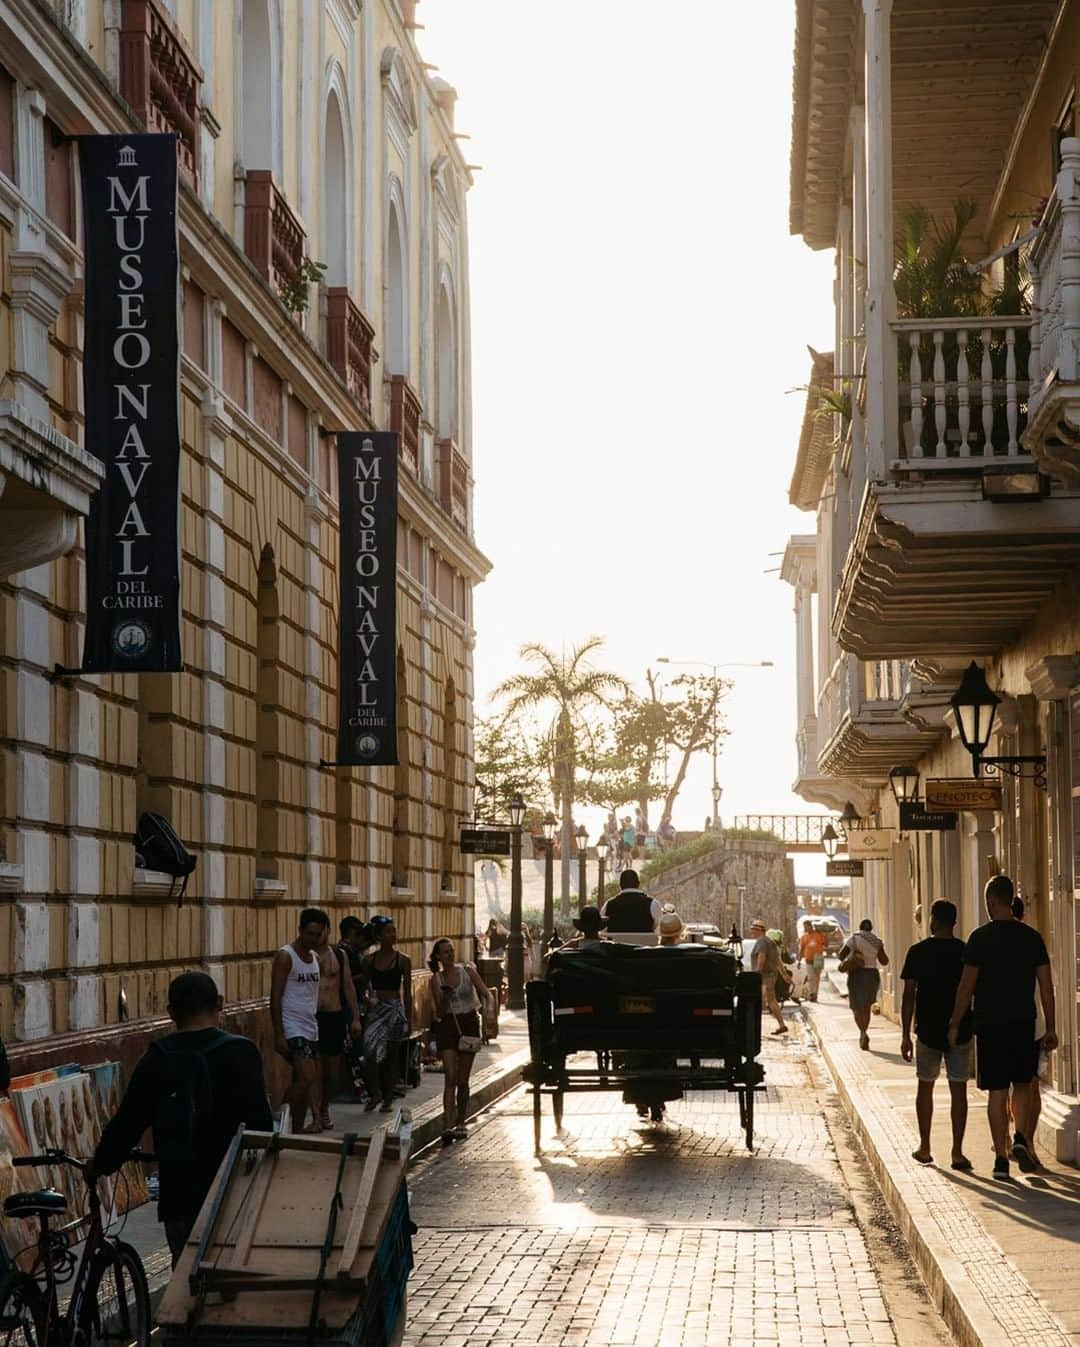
492,639,627,917
654,673,731,826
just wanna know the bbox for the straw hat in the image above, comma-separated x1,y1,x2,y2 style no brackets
657,908,685,942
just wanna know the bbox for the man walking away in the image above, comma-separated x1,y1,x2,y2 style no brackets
900,900,973,1170
601,870,661,946
89,972,272,1264
797,919,827,1002
749,919,787,1036
270,908,327,1133
949,875,1057,1180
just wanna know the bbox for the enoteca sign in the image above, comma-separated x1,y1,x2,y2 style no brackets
79,134,182,672
925,779,1003,812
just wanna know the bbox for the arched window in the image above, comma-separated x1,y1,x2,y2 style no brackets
255,545,281,880
386,195,407,375
323,87,349,287
241,0,274,170
436,280,456,440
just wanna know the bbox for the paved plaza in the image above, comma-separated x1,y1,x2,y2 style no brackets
402,1018,949,1347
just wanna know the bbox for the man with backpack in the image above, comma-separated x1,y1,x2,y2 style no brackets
88,971,273,1264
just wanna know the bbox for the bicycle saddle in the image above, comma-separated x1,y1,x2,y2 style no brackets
4,1188,67,1218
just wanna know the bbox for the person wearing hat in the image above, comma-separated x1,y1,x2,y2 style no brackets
562,906,608,951
749,919,788,1035
658,907,685,946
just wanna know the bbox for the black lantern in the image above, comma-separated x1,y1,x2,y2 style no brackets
888,764,920,805
595,835,609,862
949,661,999,760
541,811,558,842
508,793,526,829
821,823,840,860
837,801,860,836
574,824,588,853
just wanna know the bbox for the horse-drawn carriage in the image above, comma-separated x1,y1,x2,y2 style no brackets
523,940,765,1152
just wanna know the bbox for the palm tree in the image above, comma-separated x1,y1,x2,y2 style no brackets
492,638,627,917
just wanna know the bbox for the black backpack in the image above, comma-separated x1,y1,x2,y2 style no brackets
135,812,196,905
151,1032,232,1176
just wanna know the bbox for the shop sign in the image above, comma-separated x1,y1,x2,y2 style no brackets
900,802,958,832
925,779,1003,812
336,432,398,765
80,134,181,671
844,828,895,859
827,859,864,877
460,828,512,857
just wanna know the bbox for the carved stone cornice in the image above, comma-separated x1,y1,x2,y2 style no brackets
1026,654,1080,701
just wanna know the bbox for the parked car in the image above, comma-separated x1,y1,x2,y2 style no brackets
808,917,844,955
682,922,724,945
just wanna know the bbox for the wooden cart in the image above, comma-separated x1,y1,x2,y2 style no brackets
157,1111,413,1347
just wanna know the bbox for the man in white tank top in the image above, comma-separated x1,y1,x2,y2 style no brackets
270,909,327,1133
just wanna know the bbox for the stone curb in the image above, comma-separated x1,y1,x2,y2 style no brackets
803,1002,1070,1347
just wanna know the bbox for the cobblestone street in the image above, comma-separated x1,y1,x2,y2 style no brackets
403,1019,949,1347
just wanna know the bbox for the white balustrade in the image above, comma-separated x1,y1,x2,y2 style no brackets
894,316,1032,460
1029,136,1080,413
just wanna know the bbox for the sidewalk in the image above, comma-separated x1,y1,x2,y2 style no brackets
119,1009,528,1301
804,983,1080,1347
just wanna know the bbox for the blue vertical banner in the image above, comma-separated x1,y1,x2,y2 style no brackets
336,432,398,765
79,133,181,672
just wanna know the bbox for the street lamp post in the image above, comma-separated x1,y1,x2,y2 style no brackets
541,811,557,952
575,825,588,915
506,793,527,1011
595,835,609,903
656,656,774,827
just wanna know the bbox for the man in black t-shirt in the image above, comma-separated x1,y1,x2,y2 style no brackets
948,874,1057,1180
900,900,973,1170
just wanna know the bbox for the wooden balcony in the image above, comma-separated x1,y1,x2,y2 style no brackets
436,438,469,533
326,288,376,413
817,654,943,782
389,375,421,476
118,0,202,190
244,171,304,295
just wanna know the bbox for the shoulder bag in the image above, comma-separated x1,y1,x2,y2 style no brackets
838,937,865,976
441,974,482,1054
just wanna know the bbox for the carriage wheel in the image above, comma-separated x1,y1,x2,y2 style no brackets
533,1084,542,1155
553,1090,565,1131
744,1088,755,1151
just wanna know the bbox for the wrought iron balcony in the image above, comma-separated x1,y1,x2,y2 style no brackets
326,288,376,413
243,171,305,296
389,375,421,476
436,438,469,533
118,0,202,190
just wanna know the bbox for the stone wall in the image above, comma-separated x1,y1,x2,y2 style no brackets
649,840,797,943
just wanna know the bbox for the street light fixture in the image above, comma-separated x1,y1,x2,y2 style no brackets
821,823,841,860
541,811,557,953
656,657,774,827
949,661,1046,787
575,825,588,915
888,764,920,806
595,835,609,903
506,793,527,1009
837,801,861,836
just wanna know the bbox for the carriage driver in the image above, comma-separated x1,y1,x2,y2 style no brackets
601,870,662,946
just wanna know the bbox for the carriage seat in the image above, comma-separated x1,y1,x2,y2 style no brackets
4,1188,67,1218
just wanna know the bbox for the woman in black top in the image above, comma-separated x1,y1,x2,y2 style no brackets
361,917,412,1111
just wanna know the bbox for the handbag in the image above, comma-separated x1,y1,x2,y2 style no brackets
440,975,483,1053
838,937,865,976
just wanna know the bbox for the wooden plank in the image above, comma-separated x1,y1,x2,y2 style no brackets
229,1141,280,1270
241,1129,400,1159
334,1124,386,1277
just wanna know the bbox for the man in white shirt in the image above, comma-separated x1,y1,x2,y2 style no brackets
601,870,661,946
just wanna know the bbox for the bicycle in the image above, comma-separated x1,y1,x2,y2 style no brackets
0,1148,154,1347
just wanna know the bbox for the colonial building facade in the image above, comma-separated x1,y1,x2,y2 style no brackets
0,0,488,1068
785,0,1080,1162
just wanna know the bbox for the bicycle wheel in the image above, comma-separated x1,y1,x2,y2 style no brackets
77,1242,150,1347
0,1273,47,1347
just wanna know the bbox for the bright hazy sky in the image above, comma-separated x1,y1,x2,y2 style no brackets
419,2,837,879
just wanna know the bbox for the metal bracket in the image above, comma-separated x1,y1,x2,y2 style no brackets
977,755,1048,789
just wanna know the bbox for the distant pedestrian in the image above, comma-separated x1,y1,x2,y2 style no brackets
749,919,787,1036
270,908,327,1133
839,918,889,1050
338,916,371,1000
620,817,636,861
310,923,361,1132
429,938,494,1142
90,971,273,1263
361,917,412,1113
480,859,499,904
949,875,1056,1179
601,869,661,945
485,918,508,957
1011,895,1048,1167
797,919,826,1002
900,900,973,1170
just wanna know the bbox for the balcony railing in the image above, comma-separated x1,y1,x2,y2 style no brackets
436,438,469,532
118,0,202,190
244,171,304,295
894,317,1033,463
865,659,907,703
326,288,376,413
389,375,421,476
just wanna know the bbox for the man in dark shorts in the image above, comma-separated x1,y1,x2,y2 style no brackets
949,874,1057,1179
900,900,973,1170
